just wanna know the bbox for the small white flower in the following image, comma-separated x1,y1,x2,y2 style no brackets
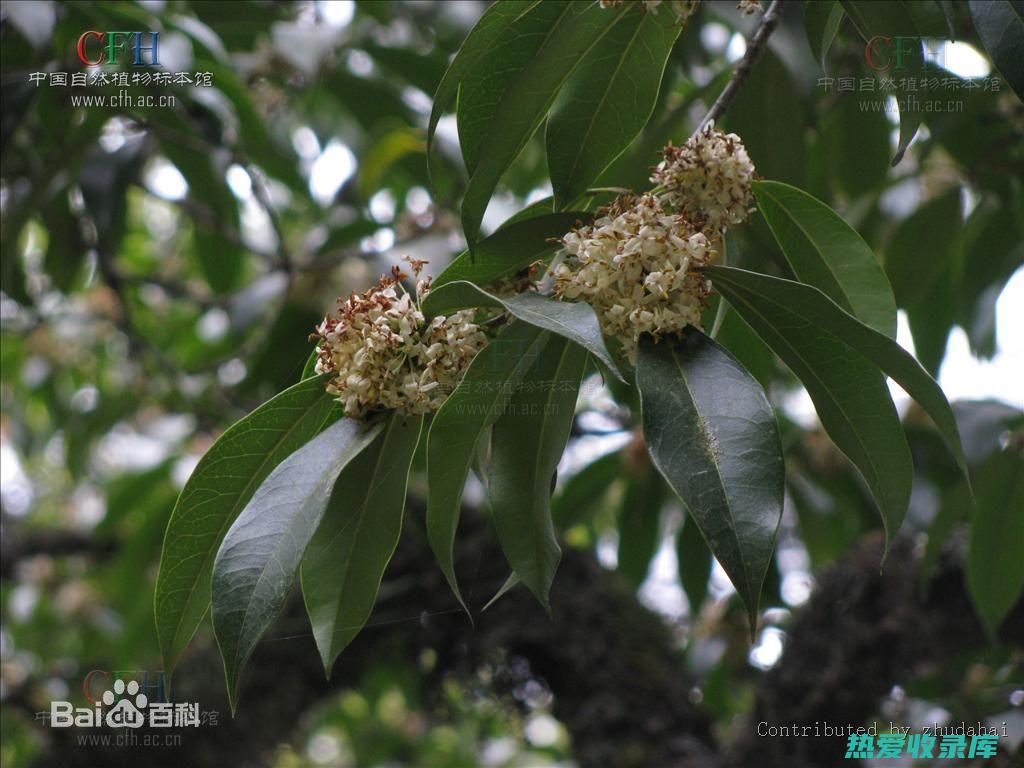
601,0,699,24
313,262,488,419
651,121,757,231
552,193,714,357
738,0,763,16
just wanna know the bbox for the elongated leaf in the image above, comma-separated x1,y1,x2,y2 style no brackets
967,448,1024,635
155,376,339,676
426,321,550,610
936,0,956,40
552,450,622,528
805,0,844,71
430,0,548,167
957,202,1024,358
617,467,664,587
428,0,543,166
212,417,382,708
968,0,1024,102
703,270,913,543
754,180,897,337
677,512,713,616
637,330,784,631
487,335,588,609
422,281,623,381
301,414,422,673
456,1,580,175
884,190,961,309
817,85,890,199
433,212,585,290
706,266,970,489
458,1,631,245
919,479,969,588
840,0,924,164
885,190,963,375
483,573,522,611
722,50,805,186
301,349,318,380
546,8,681,208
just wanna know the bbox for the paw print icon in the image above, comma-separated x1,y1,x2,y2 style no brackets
102,679,148,728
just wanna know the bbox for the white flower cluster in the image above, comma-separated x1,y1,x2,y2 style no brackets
313,266,487,419
600,0,699,25
552,193,714,355
738,0,763,16
650,120,756,231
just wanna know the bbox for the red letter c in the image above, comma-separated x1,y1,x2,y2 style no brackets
77,31,105,66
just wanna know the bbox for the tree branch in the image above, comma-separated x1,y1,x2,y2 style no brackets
695,0,785,135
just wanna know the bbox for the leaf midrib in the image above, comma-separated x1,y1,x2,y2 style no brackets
715,283,898,534
228,420,379,683
430,328,550,575
429,0,545,141
758,186,863,319
230,444,344,678
459,1,577,165
158,388,333,655
558,13,649,194
321,419,406,648
665,346,752,599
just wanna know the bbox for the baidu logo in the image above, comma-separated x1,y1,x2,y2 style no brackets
49,676,205,729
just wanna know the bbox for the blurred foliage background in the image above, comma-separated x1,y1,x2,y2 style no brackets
1,1,1022,766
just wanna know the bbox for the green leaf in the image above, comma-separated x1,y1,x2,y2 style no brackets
546,8,681,208
804,0,844,71
301,349,319,381
936,0,957,40
160,135,243,294
840,0,924,164
884,190,961,309
705,266,970,490
676,511,713,616
884,190,962,375
967,447,1024,636
487,334,587,609
428,0,540,168
957,202,1024,358
432,212,585,290
212,417,383,708
616,467,664,587
483,573,523,611
705,270,921,544
364,42,447,96
637,330,784,632
754,180,897,337
713,309,778,389
301,414,422,673
788,469,866,569
552,450,622,528
426,321,550,611
919,479,969,588
42,190,86,293
200,60,305,191
721,50,806,187
457,1,631,245
155,376,340,677
968,0,1024,102
421,281,624,381
817,86,891,200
